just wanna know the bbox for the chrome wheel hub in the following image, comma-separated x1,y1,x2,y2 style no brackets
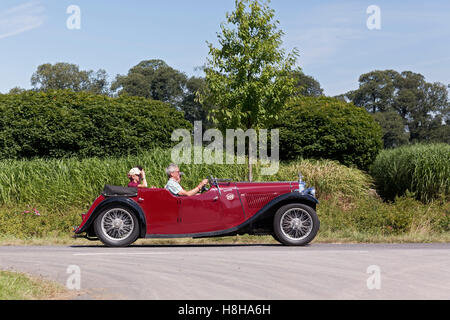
291,218,302,229
113,219,123,229
101,208,134,241
280,208,313,241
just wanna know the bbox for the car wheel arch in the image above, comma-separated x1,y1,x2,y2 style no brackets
83,197,147,239
247,193,318,234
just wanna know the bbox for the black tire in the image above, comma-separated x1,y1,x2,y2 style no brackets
94,205,140,247
273,203,320,246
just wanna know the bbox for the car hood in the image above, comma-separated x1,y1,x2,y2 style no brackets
232,181,295,193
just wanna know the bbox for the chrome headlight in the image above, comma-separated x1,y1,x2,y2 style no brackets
305,187,316,197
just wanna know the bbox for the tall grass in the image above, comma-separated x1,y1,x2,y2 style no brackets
276,160,373,200
370,143,450,202
0,149,369,209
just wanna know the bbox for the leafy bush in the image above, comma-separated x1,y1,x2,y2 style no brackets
277,96,383,170
370,143,450,202
0,90,191,159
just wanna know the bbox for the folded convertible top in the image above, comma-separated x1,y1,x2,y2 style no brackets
101,185,138,197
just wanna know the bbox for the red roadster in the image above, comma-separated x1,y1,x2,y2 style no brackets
73,175,319,247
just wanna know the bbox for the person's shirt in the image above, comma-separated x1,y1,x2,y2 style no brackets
165,178,182,196
128,181,139,188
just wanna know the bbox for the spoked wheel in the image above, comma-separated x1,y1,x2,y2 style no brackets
94,206,139,247
273,203,319,246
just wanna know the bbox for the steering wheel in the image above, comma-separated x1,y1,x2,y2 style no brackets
207,175,215,186
200,184,209,193
200,176,213,193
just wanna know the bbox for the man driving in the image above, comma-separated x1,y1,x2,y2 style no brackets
165,163,208,196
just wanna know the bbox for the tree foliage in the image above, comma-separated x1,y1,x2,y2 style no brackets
31,63,109,95
201,0,299,131
292,71,324,97
111,59,187,106
179,77,212,128
372,111,410,148
277,96,383,170
345,70,450,147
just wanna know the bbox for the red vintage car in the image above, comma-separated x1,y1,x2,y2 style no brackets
73,175,319,247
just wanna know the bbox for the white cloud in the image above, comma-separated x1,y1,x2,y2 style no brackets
0,1,46,40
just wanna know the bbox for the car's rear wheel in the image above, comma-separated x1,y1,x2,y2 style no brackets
94,205,139,247
273,203,319,246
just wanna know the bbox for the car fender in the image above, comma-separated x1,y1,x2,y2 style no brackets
262,192,318,213
245,192,319,226
76,197,147,238
192,192,319,238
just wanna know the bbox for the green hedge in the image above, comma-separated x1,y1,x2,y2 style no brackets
370,143,450,202
0,90,191,159
277,96,383,170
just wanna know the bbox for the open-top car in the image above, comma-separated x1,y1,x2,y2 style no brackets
73,175,319,247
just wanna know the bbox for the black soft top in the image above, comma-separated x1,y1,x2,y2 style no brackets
101,185,138,197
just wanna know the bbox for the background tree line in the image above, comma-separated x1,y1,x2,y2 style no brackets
10,60,324,128
338,70,449,148
11,60,448,150
3,0,448,175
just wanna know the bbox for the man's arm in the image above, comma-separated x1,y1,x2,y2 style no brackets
178,179,208,197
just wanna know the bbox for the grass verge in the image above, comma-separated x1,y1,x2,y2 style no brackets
0,154,447,244
0,270,74,300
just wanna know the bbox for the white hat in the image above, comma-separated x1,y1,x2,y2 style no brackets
128,168,141,176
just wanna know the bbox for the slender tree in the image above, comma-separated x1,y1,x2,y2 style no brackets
200,0,299,180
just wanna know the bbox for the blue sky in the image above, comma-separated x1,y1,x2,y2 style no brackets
1,0,449,96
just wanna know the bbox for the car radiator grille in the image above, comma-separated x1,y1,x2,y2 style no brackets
245,193,278,209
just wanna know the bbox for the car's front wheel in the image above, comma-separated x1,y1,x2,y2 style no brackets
273,203,319,246
94,205,139,247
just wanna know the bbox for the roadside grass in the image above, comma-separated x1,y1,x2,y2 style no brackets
1,231,449,247
0,270,73,300
0,151,448,245
0,194,447,246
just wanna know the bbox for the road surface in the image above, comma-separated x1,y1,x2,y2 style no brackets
0,243,449,299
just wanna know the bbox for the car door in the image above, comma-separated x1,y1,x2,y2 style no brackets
216,183,246,229
178,187,223,234
138,188,181,235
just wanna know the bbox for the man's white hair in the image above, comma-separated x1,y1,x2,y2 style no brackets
165,163,179,178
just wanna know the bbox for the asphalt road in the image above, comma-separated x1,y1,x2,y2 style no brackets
0,243,449,300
